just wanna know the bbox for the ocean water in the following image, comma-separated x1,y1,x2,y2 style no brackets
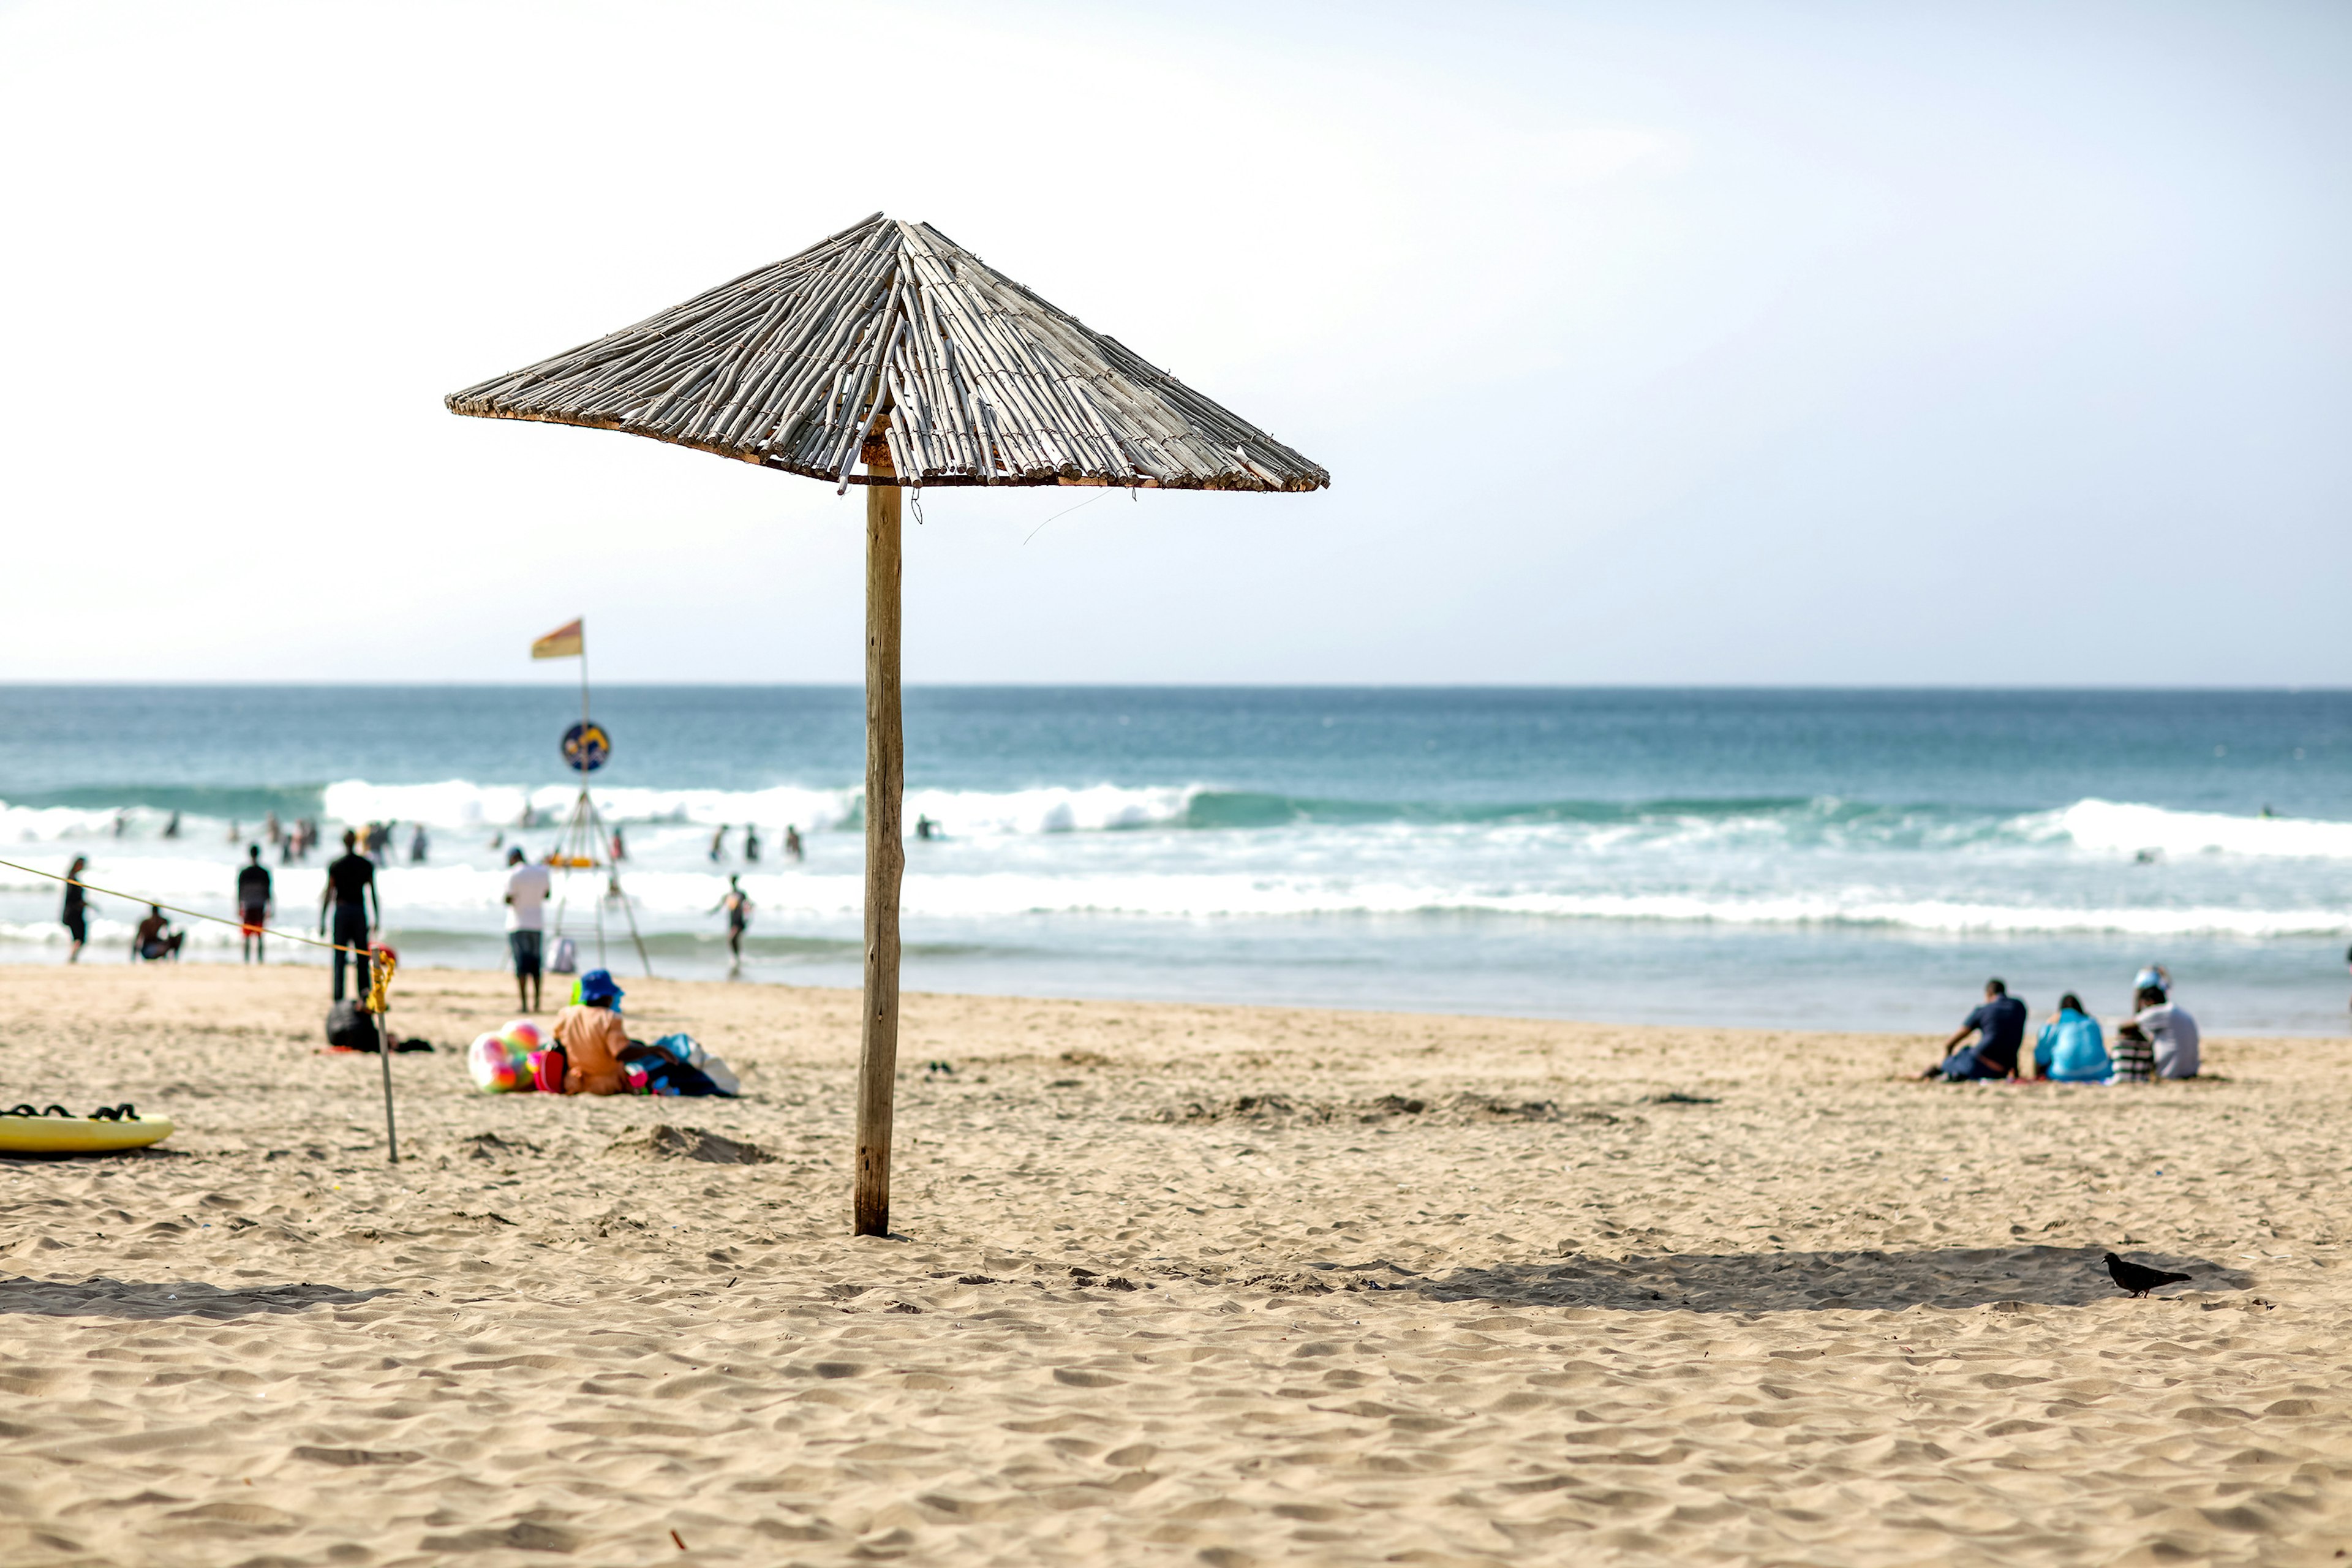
1,686,2346,1035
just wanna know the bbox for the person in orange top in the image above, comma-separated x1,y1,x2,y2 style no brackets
552,969,632,1095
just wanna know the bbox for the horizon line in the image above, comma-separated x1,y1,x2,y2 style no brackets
0,679,2345,694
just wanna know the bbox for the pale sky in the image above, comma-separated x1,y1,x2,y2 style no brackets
1,0,2345,685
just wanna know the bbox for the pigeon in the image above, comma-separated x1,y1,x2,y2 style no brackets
2105,1252,2192,1297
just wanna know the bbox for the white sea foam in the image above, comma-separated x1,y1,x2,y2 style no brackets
4,790,2346,950
0,803,127,843
311,779,1196,837
2043,799,2352,861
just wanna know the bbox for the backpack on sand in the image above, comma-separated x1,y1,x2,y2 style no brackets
326,1000,380,1053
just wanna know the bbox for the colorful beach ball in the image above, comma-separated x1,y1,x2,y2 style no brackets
467,1031,527,1093
502,1019,546,1054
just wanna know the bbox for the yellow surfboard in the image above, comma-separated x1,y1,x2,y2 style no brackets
0,1110,173,1155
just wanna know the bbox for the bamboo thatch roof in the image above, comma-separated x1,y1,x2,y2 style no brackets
446,214,1328,492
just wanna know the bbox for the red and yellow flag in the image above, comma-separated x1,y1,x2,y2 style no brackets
530,619,584,660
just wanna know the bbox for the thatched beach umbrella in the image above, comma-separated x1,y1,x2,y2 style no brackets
447,213,1328,1235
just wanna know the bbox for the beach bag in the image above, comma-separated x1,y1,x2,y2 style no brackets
548,936,578,974
326,1000,380,1053
651,1033,705,1068
697,1054,741,1097
527,1046,569,1094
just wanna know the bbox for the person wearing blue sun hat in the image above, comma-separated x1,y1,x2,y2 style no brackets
551,969,630,1094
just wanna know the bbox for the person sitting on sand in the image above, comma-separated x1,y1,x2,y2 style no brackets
2032,993,2110,1082
551,968,631,1095
1923,978,2026,1080
2120,984,2200,1079
132,905,184,962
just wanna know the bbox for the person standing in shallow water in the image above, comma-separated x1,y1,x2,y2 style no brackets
236,846,273,963
714,874,753,970
60,856,89,963
744,824,761,864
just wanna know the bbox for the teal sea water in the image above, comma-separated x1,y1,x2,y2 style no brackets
1,686,2346,1033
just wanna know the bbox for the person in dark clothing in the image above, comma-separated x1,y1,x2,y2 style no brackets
237,845,274,963
133,905,184,961
318,829,380,1001
1924,979,2027,1080
713,874,752,970
61,856,89,963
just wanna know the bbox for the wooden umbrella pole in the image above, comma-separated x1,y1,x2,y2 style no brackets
853,435,904,1236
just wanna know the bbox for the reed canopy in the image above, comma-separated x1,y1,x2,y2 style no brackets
447,213,1328,494
447,214,1325,1239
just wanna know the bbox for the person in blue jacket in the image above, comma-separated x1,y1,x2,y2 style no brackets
2033,993,2111,1082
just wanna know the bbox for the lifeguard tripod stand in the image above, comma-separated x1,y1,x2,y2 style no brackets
529,616,651,978
546,784,652,977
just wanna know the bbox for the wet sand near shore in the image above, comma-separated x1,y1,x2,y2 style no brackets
1,963,2347,1566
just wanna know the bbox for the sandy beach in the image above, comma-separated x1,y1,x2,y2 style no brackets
1,962,2345,1566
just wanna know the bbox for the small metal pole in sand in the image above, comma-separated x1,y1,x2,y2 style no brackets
369,948,399,1164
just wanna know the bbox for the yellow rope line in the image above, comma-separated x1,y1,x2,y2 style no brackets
0,858,398,1013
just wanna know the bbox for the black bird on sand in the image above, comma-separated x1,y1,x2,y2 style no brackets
2105,1252,2193,1297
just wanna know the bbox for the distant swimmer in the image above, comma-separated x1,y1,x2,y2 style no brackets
265,810,282,846
744,824,762,864
227,819,241,844
609,826,627,862
60,856,89,963
133,905,184,962
112,810,127,839
237,845,274,963
162,811,181,840
714,873,753,970
709,824,728,862
783,824,804,863
914,815,937,840
409,823,429,863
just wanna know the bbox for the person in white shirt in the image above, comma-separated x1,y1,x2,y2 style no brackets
503,846,552,1010
2130,984,2200,1079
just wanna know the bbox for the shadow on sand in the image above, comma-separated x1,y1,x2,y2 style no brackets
1348,1245,2249,1313
0,1276,390,1319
